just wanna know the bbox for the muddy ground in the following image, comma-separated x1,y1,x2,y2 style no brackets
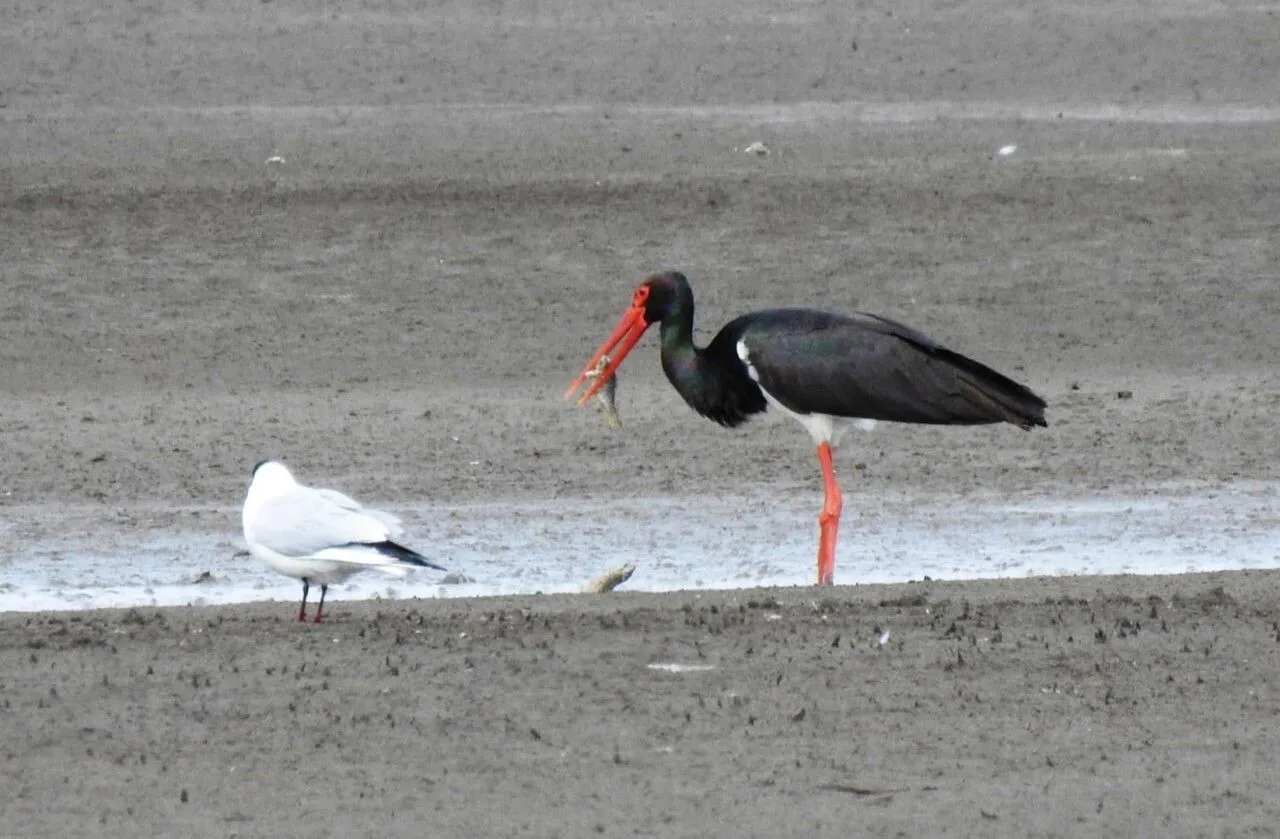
3,575,1279,837
2,0,1279,834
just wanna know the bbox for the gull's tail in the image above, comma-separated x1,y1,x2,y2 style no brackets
315,541,448,574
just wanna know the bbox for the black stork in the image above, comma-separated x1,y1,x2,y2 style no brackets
565,272,1047,586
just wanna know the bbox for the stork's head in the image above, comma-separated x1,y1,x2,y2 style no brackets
564,272,689,405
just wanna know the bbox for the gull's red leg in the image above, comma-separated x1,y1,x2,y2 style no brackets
313,584,329,624
815,442,842,586
297,579,310,622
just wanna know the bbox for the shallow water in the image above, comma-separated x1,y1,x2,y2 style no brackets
1,482,1275,612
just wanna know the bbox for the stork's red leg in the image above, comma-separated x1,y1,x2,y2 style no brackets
815,442,842,586
297,579,310,622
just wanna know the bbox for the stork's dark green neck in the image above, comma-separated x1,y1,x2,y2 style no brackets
656,277,700,370
658,296,696,356
657,283,721,412
650,273,767,428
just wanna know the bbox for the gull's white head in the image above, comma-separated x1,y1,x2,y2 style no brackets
243,460,299,527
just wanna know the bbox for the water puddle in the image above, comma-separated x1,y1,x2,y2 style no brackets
0,483,1275,612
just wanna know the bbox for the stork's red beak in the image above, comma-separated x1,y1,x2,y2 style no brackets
565,300,650,406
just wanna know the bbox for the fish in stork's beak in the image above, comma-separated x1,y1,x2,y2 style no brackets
564,285,653,407
581,356,623,428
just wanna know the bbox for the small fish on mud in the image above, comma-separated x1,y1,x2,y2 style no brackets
584,562,636,593
583,356,623,429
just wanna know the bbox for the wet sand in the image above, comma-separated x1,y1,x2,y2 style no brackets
4,575,1280,836
3,0,1280,834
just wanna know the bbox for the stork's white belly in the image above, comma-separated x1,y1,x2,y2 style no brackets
736,338,877,447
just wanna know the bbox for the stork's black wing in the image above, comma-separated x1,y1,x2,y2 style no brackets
718,308,1047,428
